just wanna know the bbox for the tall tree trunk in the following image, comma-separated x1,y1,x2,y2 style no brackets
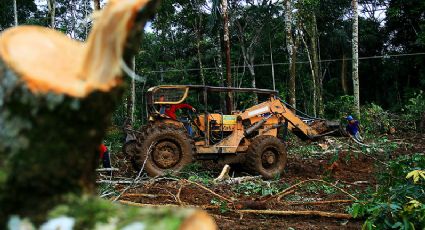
196,34,205,85
222,0,233,113
13,0,18,26
270,37,276,91
352,0,360,117
47,0,56,28
311,14,323,116
341,53,348,94
131,56,136,123
93,0,101,10
301,33,316,117
84,0,89,39
195,17,205,85
284,0,296,109
248,62,258,104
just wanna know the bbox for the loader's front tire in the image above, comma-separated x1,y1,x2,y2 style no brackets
245,136,287,179
134,124,194,176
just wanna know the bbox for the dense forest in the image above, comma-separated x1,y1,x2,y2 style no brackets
2,0,424,124
0,0,424,229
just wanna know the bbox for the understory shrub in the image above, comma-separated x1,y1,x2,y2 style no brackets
349,153,425,229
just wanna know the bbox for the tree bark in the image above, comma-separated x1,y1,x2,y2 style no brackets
301,33,316,116
131,56,136,123
352,0,360,117
93,0,101,10
0,59,122,224
195,16,205,85
284,0,297,110
311,14,323,116
0,0,172,226
222,0,233,113
13,0,18,26
341,54,348,94
270,37,276,91
235,21,259,104
47,0,56,28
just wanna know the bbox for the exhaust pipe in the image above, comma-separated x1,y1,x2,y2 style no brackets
244,114,273,136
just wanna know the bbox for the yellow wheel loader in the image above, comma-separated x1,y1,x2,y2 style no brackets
124,85,342,179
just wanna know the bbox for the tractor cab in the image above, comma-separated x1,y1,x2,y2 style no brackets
146,85,278,144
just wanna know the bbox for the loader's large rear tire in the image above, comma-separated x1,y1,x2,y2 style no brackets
245,136,287,179
133,124,194,176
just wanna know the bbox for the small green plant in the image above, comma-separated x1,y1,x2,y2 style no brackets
302,183,336,195
104,127,124,153
349,153,425,229
361,103,392,134
210,198,229,213
403,90,425,131
180,163,213,185
233,181,284,196
290,145,322,158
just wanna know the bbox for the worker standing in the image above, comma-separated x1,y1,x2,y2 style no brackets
99,143,111,168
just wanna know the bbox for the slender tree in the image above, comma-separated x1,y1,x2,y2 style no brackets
93,0,100,11
284,0,297,109
352,0,360,117
47,0,56,28
13,0,18,26
222,0,233,112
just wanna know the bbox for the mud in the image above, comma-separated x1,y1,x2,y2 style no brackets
105,133,425,229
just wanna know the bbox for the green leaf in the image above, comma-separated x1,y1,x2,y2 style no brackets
390,222,402,229
351,203,361,218
406,170,425,184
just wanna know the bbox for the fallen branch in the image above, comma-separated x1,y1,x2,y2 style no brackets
96,180,147,184
223,176,263,185
96,168,119,172
177,182,185,205
275,179,357,201
183,179,234,203
118,200,218,210
237,209,352,219
283,199,354,206
121,193,173,198
213,164,231,183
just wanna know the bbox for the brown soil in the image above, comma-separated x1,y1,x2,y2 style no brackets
105,133,425,229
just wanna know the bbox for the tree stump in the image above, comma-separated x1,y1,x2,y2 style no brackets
0,0,216,229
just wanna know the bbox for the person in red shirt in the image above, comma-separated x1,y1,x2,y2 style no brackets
99,144,111,168
159,95,196,120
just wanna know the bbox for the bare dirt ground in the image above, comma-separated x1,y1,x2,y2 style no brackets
101,133,425,229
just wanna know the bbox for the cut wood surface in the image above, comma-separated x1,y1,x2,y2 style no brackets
0,0,175,226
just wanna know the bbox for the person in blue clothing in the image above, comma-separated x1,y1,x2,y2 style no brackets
346,115,363,142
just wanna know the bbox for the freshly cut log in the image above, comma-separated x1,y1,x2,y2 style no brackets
0,0,156,223
0,1,216,229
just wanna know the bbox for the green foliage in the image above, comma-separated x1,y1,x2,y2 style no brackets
349,153,425,229
210,198,229,213
361,103,392,134
180,163,214,185
104,128,124,154
48,195,117,228
403,91,425,129
46,195,188,230
325,95,355,119
302,183,336,195
233,181,286,196
289,144,322,158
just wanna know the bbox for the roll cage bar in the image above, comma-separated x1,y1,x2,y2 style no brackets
146,85,279,106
